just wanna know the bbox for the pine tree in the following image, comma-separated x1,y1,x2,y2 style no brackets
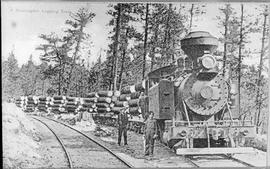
65,8,95,95
2,50,22,100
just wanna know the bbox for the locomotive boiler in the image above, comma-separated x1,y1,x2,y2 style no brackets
143,31,256,155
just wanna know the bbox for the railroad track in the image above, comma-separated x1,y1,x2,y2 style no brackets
154,136,255,168
184,154,255,168
31,116,133,168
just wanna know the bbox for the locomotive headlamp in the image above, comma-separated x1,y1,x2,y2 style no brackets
201,54,216,69
200,86,213,99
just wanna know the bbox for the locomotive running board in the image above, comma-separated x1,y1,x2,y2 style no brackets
176,147,256,155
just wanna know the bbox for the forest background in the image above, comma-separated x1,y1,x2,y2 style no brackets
2,2,269,134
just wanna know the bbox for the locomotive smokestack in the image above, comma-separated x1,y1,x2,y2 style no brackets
181,31,218,68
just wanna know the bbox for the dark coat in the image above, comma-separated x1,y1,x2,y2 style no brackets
144,118,157,136
118,109,128,128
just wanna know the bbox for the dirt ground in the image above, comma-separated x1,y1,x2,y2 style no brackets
3,103,50,168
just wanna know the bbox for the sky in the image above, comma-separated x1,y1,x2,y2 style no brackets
1,1,267,68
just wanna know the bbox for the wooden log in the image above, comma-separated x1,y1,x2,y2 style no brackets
51,107,60,111
53,96,65,100
130,92,142,99
114,91,121,97
26,104,35,108
66,104,76,108
110,103,115,108
96,102,110,108
129,107,141,115
79,107,88,112
97,107,111,112
66,97,76,101
97,97,112,103
66,105,77,109
87,92,98,98
38,106,47,109
81,102,95,108
38,104,47,107
121,85,136,94
97,90,113,97
50,104,61,108
119,94,131,101
53,100,64,104
27,96,34,100
38,97,47,101
27,100,35,104
111,96,118,102
121,81,146,94
83,98,97,103
128,99,140,107
114,101,129,107
39,107,47,111
111,107,125,113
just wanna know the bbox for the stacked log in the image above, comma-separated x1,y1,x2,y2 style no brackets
78,98,96,112
37,96,50,112
95,91,113,113
82,90,121,115
49,96,66,114
120,81,146,94
78,92,98,113
65,97,78,114
15,96,25,108
117,81,146,116
25,96,37,112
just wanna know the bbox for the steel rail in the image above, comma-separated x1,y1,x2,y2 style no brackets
31,116,73,168
222,154,256,168
184,154,256,168
39,116,133,168
183,155,200,168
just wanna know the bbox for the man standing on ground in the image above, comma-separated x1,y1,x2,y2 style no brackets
118,107,129,146
144,111,158,156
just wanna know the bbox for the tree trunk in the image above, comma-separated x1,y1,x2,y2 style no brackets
142,3,149,80
58,70,61,95
118,28,129,89
58,58,62,95
150,22,159,71
223,4,229,77
255,10,268,133
42,79,45,95
163,4,172,65
113,3,122,91
238,4,244,120
189,4,194,31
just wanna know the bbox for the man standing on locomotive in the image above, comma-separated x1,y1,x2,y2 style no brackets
118,107,129,146
144,111,158,156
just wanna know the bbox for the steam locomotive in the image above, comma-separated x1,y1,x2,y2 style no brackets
141,31,256,155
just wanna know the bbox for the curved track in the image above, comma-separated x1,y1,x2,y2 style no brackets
31,116,133,168
32,116,73,168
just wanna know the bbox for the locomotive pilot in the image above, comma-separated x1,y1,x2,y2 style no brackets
118,108,129,146
144,111,158,156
